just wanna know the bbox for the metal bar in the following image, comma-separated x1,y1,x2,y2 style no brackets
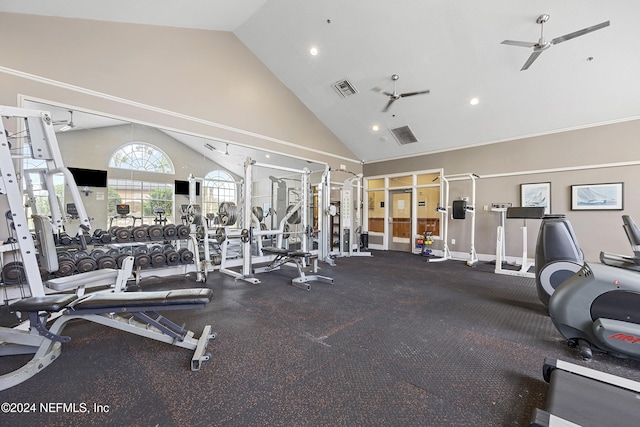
253,162,306,174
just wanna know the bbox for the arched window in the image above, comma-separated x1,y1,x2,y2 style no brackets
109,142,174,173
107,142,174,224
202,170,237,217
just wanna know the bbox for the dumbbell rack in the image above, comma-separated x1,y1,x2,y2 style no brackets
50,223,198,285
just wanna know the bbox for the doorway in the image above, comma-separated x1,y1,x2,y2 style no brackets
388,189,412,252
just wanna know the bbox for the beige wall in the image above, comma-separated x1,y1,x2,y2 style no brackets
0,12,360,171
365,120,640,262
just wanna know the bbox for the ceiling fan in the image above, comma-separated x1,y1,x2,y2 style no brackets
53,110,77,132
371,74,430,112
502,14,610,71
204,142,231,156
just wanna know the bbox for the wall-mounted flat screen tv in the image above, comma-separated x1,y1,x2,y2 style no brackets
175,180,200,196
68,167,108,188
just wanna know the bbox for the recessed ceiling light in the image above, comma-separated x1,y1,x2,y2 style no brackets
265,154,270,158
309,46,318,56
469,97,479,106
372,124,380,132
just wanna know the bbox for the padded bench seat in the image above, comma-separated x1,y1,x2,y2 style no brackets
10,294,78,313
70,288,213,311
262,247,315,258
10,289,213,313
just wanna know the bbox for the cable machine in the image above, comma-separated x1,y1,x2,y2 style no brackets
340,173,371,257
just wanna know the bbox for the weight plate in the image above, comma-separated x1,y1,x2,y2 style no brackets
116,254,131,268
116,228,131,242
149,251,166,267
97,255,116,270
134,253,151,269
215,227,226,243
165,250,180,266
56,258,76,276
178,248,194,264
132,226,148,242
176,224,190,239
76,256,98,273
163,224,177,238
148,225,164,241
1,262,26,284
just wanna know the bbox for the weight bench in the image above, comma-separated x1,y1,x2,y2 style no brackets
0,288,215,391
530,357,640,426
257,247,333,290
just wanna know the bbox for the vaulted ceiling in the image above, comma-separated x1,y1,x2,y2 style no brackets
3,1,640,163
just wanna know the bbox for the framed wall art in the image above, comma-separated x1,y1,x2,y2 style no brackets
571,182,623,210
521,182,551,214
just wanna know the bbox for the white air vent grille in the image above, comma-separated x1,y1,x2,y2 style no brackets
390,126,418,145
332,79,358,98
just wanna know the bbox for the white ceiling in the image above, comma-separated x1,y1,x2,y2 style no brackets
4,1,640,163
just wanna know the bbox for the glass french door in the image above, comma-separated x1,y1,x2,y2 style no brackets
388,189,412,252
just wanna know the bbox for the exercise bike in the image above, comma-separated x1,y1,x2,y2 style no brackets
534,214,584,305
536,214,640,360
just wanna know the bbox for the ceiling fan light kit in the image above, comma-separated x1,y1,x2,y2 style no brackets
501,14,610,71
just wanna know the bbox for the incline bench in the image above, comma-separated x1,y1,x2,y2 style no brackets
256,247,333,290
0,288,215,391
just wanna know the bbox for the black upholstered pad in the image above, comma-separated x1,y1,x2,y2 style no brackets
10,294,78,313
289,250,312,258
506,206,545,219
71,288,213,310
262,247,310,258
262,247,289,255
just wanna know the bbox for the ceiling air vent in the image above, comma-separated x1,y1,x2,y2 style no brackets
390,125,418,145
332,78,358,98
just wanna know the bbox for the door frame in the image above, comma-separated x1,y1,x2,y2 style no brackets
387,189,412,252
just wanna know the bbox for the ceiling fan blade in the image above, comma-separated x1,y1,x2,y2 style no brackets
501,40,537,48
521,50,544,71
400,89,430,98
551,20,610,44
382,98,396,113
372,86,394,97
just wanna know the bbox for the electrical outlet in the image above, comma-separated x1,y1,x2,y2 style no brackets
451,239,456,245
